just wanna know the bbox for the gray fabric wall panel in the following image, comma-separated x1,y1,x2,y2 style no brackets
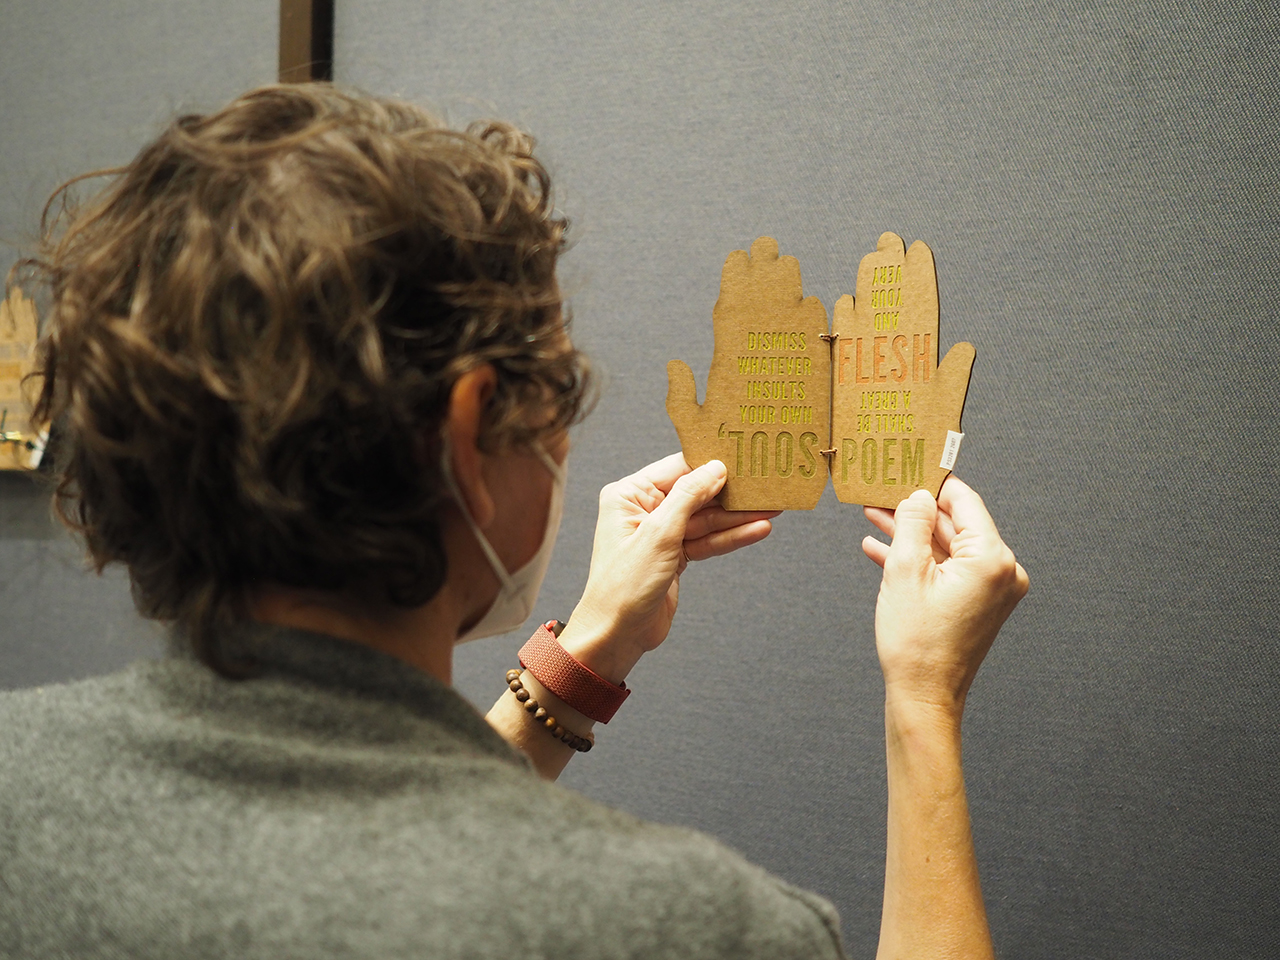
0,0,1273,957
337,1,1278,957
0,0,278,689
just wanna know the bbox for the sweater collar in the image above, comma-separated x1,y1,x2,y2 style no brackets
194,620,529,769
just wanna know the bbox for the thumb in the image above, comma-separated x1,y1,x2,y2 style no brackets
931,341,976,427
936,341,976,381
666,359,700,429
648,459,727,540
885,488,939,581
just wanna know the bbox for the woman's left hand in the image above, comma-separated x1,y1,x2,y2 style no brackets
555,453,777,684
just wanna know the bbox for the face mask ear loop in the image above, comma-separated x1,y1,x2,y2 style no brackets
533,442,567,486
439,435,518,594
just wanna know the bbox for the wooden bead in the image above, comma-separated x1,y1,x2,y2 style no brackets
502,664,594,753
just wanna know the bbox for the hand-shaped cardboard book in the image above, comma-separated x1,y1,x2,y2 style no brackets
667,234,974,510
0,287,44,472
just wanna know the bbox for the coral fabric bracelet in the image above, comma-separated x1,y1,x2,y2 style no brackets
518,622,631,724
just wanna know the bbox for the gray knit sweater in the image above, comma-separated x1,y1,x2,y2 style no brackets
0,624,845,959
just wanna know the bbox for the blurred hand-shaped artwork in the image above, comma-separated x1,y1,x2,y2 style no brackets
0,288,44,472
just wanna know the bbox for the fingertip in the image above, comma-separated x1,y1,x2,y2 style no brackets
936,475,999,536
894,487,936,517
750,236,780,261
877,232,906,255
729,518,773,550
697,459,727,492
665,358,694,387
665,360,698,411
939,474,982,506
662,459,727,516
861,534,889,567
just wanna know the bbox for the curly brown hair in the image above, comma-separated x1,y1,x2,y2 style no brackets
20,84,592,667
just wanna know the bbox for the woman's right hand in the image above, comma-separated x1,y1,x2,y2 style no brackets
556,453,777,685
861,476,1029,715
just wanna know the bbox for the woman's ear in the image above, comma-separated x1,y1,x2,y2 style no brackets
444,366,499,527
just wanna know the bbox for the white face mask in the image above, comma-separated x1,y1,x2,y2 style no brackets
441,439,567,643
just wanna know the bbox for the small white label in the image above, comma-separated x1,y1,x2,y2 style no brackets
939,431,964,470
29,428,48,469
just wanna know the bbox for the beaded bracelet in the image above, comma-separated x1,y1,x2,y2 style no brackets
506,669,595,753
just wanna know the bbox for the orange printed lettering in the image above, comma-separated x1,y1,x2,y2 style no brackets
912,334,932,382
855,338,872,384
890,335,908,383
873,336,888,383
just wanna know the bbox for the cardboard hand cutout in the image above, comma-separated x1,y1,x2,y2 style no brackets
668,234,975,509
830,232,975,506
667,238,831,510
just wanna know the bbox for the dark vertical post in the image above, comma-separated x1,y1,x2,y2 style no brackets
279,0,334,83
